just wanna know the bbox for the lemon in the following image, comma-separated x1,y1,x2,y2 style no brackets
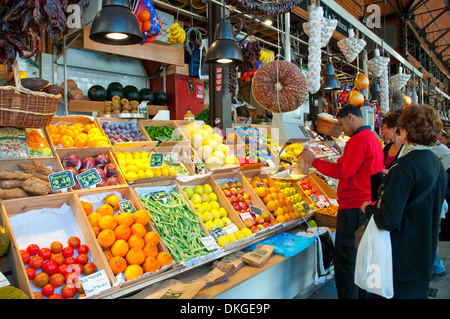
140,151,149,159
197,212,204,222
221,217,232,226
204,220,215,231
209,201,220,210
191,193,202,204
226,233,238,243
202,212,212,222
210,208,221,220
241,228,253,238
208,192,218,202
124,151,133,160
193,185,203,195
194,203,205,214
132,151,141,159
202,202,212,212
145,168,154,178
126,165,138,173
169,169,177,175
212,218,224,228
137,170,146,179
217,235,230,247
218,207,227,218
202,183,213,194
115,152,125,161
153,168,162,177
183,187,194,199
234,230,245,240
125,171,138,182
161,168,170,176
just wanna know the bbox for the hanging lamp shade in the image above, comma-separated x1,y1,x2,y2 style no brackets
370,82,380,102
320,61,340,91
205,21,244,67
89,0,143,45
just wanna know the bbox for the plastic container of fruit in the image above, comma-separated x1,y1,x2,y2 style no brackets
0,192,116,299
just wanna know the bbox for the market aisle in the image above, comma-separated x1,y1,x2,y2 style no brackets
306,241,450,299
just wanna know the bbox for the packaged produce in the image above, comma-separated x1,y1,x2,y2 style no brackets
25,128,52,157
0,127,28,159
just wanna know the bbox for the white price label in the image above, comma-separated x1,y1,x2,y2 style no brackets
240,212,253,221
329,198,339,206
199,236,220,251
79,270,111,297
0,272,10,288
223,223,239,234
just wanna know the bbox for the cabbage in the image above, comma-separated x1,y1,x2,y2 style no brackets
106,177,120,186
63,155,82,170
95,153,110,168
104,163,118,178
81,157,96,170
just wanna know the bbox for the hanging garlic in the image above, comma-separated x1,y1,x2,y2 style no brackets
379,67,390,114
367,49,390,78
303,16,337,48
306,5,323,94
337,29,366,63
390,66,411,89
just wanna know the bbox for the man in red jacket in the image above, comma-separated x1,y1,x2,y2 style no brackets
300,104,384,299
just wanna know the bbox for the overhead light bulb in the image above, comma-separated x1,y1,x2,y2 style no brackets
217,58,233,64
263,19,273,26
106,33,129,40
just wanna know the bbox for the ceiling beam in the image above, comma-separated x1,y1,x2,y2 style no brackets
410,0,428,12
430,29,450,45
421,9,448,32
404,0,417,12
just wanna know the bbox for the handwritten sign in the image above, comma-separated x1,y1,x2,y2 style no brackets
209,226,228,241
310,194,324,209
118,200,136,213
76,168,102,189
199,236,220,251
194,160,207,171
48,170,75,192
150,152,164,168
249,205,262,216
151,190,171,201
79,270,111,297
302,202,312,213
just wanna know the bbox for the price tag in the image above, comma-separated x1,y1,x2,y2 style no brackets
76,168,102,189
118,200,136,213
223,223,239,234
302,202,312,213
150,152,164,168
199,236,220,251
48,170,75,192
0,272,10,288
209,226,228,241
249,205,262,216
151,190,171,201
79,270,112,297
240,212,253,221
194,160,208,171
310,194,324,209
256,182,268,188
329,198,339,206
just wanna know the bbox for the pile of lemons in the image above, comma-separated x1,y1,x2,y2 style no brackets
115,150,177,182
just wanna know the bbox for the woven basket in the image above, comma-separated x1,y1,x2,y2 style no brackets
314,211,337,228
316,116,342,137
0,61,60,128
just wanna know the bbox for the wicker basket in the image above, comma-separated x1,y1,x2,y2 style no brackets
316,115,342,137
0,61,60,128
314,211,337,228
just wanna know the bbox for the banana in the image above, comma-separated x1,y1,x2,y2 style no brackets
167,22,179,33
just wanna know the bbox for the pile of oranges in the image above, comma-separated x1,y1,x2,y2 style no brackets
247,176,302,223
136,9,151,32
47,123,109,148
81,195,172,281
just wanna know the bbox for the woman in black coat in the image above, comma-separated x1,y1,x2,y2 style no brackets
361,104,447,299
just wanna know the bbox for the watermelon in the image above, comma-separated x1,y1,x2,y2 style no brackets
139,88,154,104
107,86,124,100
153,91,167,106
87,85,107,101
124,85,140,102
107,82,123,91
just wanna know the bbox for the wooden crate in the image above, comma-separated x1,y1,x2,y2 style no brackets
139,119,189,147
309,173,337,202
95,117,152,146
0,192,117,298
74,185,173,289
56,146,127,189
177,175,246,232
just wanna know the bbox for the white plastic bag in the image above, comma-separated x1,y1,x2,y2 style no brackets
354,217,394,298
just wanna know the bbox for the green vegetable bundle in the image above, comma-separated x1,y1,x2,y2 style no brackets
195,108,210,125
139,191,209,263
145,126,182,146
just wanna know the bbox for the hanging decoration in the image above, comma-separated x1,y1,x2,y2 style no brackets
354,72,370,91
337,29,366,63
303,16,338,48
390,66,411,89
306,5,323,94
403,95,412,107
348,88,365,107
378,68,390,114
224,0,304,16
367,49,390,78
238,41,261,83
251,60,308,113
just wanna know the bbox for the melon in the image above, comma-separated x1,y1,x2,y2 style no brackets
153,91,167,106
139,88,154,104
0,225,9,257
198,145,213,161
191,133,203,149
107,86,124,100
210,133,223,145
215,144,231,156
205,156,223,170
0,286,29,299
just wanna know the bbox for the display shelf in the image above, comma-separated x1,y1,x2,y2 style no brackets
68,99,105,113
140,119,189,147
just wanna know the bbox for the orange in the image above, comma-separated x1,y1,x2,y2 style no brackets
142,20,151,32
128,234,144,250
124,264,143,281
103,249,113,261
109,256,127,275
98,229,116,248
260,178,269,187
104,195,120,210
126,248,146,265
293,210,302,219
289,212,297,220
88,212,102,227
138,9,150,21
254,187,267,198
286,199,294,207
251,176,261,183
266,200,278,212
142,256,160,273
156,252,172,267
133,209,150,226
278,193,286,201
144,231,160,245
269,186,278,193
143,243,158,258
276,215,286,223
96,204,114,216
130,223,147,238
99,215,117,230
111,239,129,257
284,213,292,222
114,224,131,241
270,192,278,200
115,212,135,227
273,207,285,217
282,206,290,214
262,194,272,204
81,202,93,215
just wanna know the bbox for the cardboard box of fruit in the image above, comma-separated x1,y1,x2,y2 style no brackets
0,192,115,299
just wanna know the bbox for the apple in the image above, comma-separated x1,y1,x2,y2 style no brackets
233,202,241,211
245,199,253,207
257,224,265,230
263,221,271,228
228,181,236,188
243,218,255,228
230,188,237,196
235,181,242,188
240,202,248,210
230,195,238,203
254,216,265,225
223,189,231,197
243,193,251,201
237,195,244,203
221,183,230,190
261,211,271,222
236,187,244,195
250,225,259,233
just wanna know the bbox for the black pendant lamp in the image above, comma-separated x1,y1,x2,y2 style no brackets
320,58,340,91
205,3,243,67
89,0,143,45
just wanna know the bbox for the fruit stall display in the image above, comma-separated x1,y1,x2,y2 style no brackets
233,125,273,167
133,181,211,265
1,192,114,299
97,118,150,146
76,186,173,287
279,143,304,164
178,175,253,248
56,147,125,189
141,120,188,147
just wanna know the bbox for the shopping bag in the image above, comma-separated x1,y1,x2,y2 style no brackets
354,216,394,298
134,0,162,44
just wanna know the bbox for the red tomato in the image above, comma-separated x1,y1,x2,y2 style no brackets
49,273,65,288
20,250,30,264
48,293,63,299
68,263,84,276
58,263,69,276
75,253,89,265
64,272,78,286
77,245,89,255
50,241,63,254
42,260,58,276
33,272,49,288
64,256,76,265
62,246,74,258
68,236,81,249
33,291,43,299
26,267,36,280
39,248,52,260
83,262,97,276
76,280,84,293
26,244,40,256
41,283,54,297
92,226,101,238
29,256,44,269
50,253,64,265
61,285,77,299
